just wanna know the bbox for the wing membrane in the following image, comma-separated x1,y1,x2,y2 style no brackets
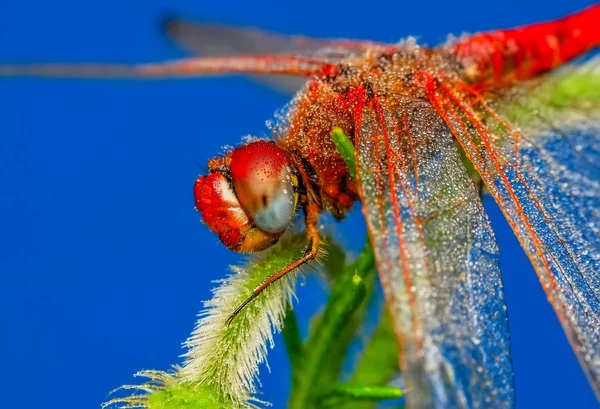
163,17,395,93
163,17,394,59
0,55,331,80
354,95,513,408
428,58,600,397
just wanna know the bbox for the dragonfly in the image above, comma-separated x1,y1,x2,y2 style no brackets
2,4,599,409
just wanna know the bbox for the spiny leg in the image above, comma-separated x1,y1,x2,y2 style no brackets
226,202,321,325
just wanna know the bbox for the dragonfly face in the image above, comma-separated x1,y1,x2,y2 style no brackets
194,140,300,253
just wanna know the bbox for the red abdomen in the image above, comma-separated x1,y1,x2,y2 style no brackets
454,4,600,86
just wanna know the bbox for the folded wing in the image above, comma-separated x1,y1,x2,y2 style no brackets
354,95,514,409
427,57,600,398
162,16,395,93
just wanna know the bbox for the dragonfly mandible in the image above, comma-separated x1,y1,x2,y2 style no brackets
1,4,599,409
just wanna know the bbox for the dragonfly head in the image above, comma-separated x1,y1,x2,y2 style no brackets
194,140,300,253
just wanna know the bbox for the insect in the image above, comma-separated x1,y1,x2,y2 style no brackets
1,4,599,408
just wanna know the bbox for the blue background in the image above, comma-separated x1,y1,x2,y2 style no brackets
1,1,598,408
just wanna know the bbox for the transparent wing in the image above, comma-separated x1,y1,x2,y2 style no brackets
3,18,368,81
163,16,393,59
427,56,600,398
0,19,395,88
354,95,514,409
163,16,396,93
0,55,332,80
164,18,316,92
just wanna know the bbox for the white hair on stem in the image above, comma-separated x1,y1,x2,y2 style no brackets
102,233,311,409
179,233,307,407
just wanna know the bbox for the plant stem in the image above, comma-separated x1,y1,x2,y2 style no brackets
321,383,403,401
288,243,375,409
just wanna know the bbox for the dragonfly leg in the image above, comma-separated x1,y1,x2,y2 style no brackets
226,202,321,325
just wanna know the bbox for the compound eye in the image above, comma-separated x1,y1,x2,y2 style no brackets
230,141,298,234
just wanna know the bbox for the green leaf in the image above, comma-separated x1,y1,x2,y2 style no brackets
497,58,600,131
343,310,400,409
351,311,399,386
321,236,348,283
282,304,303,376
455,140,484,195
330,127,357,181
546,68,600,108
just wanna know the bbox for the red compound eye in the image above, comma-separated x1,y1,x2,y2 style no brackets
229,141,298,234
194,140,300,252
194,173,248,233
194,169,283,253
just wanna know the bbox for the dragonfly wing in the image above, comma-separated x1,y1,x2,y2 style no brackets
354,95,514,408
164,18,307,93
428,57,600,397
2,18,342,82
163,16,393,58
165,17,309,57
0,55,331,80
163,17,395,93
1,18,393,86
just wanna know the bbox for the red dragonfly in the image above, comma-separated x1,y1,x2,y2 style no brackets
2,5,599,408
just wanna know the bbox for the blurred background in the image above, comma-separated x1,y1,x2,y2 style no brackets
0,0,598,408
